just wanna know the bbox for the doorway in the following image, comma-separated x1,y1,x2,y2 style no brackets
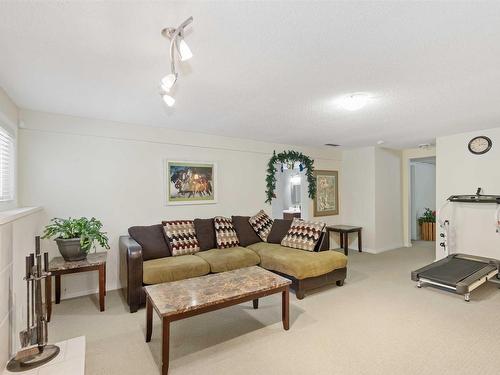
409,157,436,243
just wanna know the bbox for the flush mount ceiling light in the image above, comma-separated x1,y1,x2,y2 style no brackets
159,17,193,107
338,93,370,111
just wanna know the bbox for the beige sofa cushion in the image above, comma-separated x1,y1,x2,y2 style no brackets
247,242,347,280
195,247,260,273
143,255,210,285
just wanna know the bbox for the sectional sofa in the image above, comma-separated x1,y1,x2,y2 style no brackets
119,216,347,313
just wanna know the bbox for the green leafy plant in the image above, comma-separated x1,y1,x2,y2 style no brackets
265,150,316,204
418,208,436,224
42,217,110,253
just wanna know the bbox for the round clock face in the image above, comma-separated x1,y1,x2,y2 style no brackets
468,136,492,155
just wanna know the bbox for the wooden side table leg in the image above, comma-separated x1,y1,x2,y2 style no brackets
99,264,105,312
146,297,152,342
358,229,362,252
162,317,170,375
55,275,61,304
339,232,343,249
45,275,52,322
343,233,349,256
282,287,289,331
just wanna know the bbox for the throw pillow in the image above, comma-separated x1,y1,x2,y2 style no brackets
267,219,293,244
232,216,262,246
163,220,200,256
193,218,216,251
249,210,274,242
214,216,240,248
281,218,326,251
128,224,171,261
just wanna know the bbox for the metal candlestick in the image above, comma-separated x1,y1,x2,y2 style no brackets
7,236,60,372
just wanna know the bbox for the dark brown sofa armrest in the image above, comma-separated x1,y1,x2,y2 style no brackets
315,231,330,252
119,236,144,313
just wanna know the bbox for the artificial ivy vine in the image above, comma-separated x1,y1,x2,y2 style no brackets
265,150,316,204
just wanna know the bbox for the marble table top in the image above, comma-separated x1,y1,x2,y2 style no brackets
145,266,291,317
326,225,362,231
49,252,107,271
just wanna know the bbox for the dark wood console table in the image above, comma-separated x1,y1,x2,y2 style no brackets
326,225,362,256
45,252,107,322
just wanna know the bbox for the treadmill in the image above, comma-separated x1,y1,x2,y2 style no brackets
411,188,500,302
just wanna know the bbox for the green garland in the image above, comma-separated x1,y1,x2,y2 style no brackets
265,150,316,204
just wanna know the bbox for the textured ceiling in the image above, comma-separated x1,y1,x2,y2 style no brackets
1,1,500,148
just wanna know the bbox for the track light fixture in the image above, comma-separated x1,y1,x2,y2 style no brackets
160,17,193,107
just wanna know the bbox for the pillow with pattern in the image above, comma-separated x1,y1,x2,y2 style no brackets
249,210,274,242
163,220,200,256
281,218,325,251
214,216,240,248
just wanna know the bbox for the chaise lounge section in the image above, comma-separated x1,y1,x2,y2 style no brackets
119,217,347,313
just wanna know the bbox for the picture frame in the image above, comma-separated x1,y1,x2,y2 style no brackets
164,160,217,205
313,170,339,216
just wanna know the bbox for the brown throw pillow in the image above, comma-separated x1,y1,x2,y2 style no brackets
194,218,216,251
163,220,200,256
214,216,240,248
281,218,326,251
267,219,293,244
232,216,261,246
249,210,274,242
128,224,171,261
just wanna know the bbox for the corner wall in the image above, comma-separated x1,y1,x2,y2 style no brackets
436,127,500,260
18,109,343,299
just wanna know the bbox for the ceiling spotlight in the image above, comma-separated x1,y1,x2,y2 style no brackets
338,93,369,111
159,17,193,107
160,73,177,92
162,94,175,107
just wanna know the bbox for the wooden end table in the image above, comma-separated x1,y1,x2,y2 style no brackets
45,252,107,322
326,225,362,256
145,266,291,375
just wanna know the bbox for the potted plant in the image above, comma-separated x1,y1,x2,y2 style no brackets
418,208,436,241
42,217,110,261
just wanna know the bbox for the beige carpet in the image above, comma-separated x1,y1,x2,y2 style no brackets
49,242,500,375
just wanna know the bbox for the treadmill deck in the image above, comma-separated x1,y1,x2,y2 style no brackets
418,258,492,287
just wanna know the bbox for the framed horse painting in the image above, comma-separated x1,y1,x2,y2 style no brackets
164,161,217,205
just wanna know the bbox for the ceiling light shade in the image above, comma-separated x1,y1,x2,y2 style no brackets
162,94,175,107
338,93,369,111
177,39,193,61
160,73,177,92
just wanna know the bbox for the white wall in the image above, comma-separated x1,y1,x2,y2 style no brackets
436,127,500,260
410,161,436,240
18,109,342,299
341,147,403,253
375,148,403,251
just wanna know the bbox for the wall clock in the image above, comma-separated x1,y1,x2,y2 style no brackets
468,136,492,155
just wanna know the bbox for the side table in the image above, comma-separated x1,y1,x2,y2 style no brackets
326,225,362,256
46,252,107,322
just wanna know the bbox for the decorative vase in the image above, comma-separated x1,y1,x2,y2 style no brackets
55,238,87,261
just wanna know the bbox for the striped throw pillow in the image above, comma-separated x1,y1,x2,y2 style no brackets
163,220,200,256
214,216,240,248
281,218,325,251
249,210,274,242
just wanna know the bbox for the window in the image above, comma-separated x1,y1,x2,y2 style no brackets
0,126,14,201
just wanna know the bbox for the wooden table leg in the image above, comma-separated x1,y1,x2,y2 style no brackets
339,232,343,249
45,275,52,322
99,264,105,312
162,317,170,375
343,233,349,256
282,287,289,331
146,297,152,342
358,229,362,252
252,299,259,309
55,274,61,304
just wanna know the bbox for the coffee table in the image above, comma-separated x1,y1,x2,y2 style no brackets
144,266,291,375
